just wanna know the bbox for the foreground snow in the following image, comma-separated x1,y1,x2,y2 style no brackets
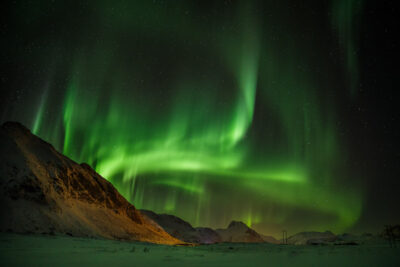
0,233,399,266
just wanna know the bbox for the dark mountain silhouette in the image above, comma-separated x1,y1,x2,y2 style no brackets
216,221,265,243
140,209,221,244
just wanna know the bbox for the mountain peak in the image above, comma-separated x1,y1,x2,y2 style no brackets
2,121,31,136
216,221,264,243
228,221,248,229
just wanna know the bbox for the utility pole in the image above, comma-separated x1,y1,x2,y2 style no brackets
282,230,287,245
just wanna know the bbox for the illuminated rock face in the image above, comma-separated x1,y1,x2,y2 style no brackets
0,122,182,245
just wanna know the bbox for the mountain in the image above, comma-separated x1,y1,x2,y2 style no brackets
260,234,280,244
139,211,277,244
216,221,265,243
287,231,337,245
140,209,221,244
0,122,182,245
195,227,222,244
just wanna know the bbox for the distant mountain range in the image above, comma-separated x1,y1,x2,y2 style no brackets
141,210,280,244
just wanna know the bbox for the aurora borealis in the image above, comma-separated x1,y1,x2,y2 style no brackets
1,0,399,237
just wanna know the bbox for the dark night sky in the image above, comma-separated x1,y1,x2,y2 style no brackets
0,0,399,237
345,0,399,233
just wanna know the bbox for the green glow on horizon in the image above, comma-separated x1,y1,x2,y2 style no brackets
28,0,364,237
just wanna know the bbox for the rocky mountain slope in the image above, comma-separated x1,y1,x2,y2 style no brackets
260,234,280,244
140,209,221,244
0,122,182,244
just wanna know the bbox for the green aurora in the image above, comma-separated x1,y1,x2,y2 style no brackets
5,0,365,237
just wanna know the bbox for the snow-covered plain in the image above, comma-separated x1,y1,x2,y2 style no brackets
0,233,399,267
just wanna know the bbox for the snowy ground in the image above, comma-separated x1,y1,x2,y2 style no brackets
0,233,399,266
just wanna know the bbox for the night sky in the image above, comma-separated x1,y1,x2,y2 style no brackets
1,0,398,237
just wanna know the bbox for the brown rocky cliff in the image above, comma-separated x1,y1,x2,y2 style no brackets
0,122,182,244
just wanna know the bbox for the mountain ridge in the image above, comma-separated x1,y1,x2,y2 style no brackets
0,121,182,244
140,209,222,244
